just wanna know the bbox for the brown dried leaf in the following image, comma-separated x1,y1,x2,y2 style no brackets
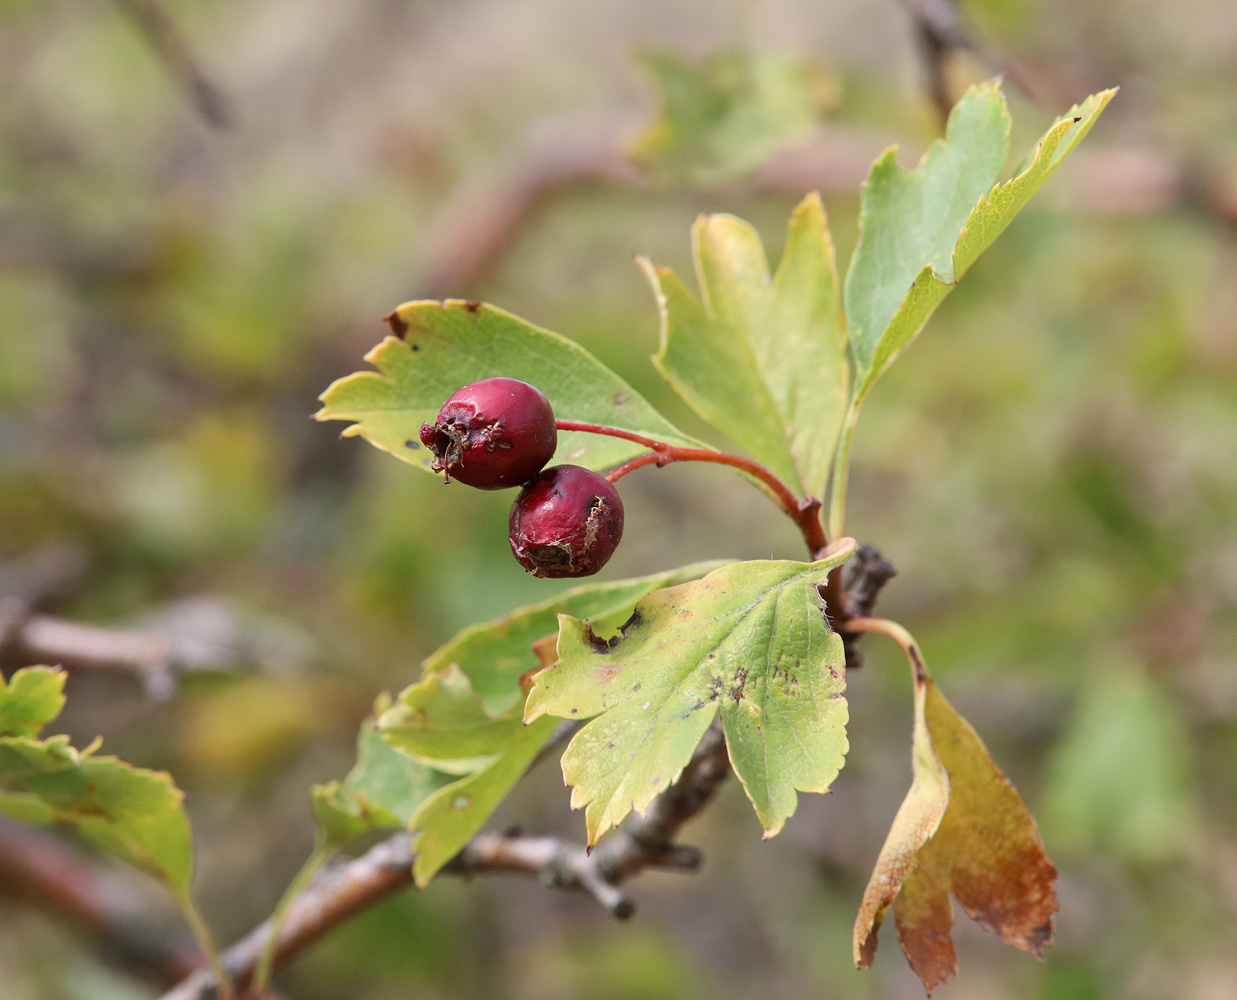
855,655,1058,995
853,652,948,968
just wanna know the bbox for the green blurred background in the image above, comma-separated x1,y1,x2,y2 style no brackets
2,0,1235,998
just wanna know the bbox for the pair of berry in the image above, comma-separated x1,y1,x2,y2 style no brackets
419,378,624,578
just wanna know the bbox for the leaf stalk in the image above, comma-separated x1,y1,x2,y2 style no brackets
554,420,830,559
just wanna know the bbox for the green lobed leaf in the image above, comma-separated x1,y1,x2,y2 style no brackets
406,715,558,887
642,194,850,499
380,665,521,774
418,562,730,718
316,300,702,475
844,83,1116,401
525,547,854,845
311,694,454,849
629,47,836,186
0,666,66,737
378,564,727,886
0,734,194,896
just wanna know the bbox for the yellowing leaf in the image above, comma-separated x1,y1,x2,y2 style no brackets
525,549,854,846
377,566,725,886
0,734,194,896
642,194,850,500
854,653,1057,994
316,300,702,477
852,653,948,969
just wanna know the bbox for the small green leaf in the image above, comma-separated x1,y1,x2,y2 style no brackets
0,734,194,895
630,47,836,185
312,695,453,849
380,665,521,772
316,300,702,475
0,666,66,737
380,565,728,886
643,194,850,499
845,83,1116,400
408,715,558,887
526,549,853,845
420,562,730,718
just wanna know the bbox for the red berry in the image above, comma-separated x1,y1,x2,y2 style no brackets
508,465,625,578
420,378,557,490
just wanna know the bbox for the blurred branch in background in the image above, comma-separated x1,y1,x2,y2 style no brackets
0,817,198,988
1,610,177,697
162,725,731,1000
894,0,1032,123
393,111,1237,331
0,548,313,699
112,0,232,129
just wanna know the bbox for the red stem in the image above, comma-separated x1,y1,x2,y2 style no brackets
555,420,830,560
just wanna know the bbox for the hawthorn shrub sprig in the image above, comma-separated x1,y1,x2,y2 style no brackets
312,82,1116,994
0,80,1116,1000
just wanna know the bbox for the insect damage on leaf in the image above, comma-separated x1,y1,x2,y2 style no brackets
854,652,1058,994
367,565,727,886
525,551,854,846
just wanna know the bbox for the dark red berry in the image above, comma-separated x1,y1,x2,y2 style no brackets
420,378,557,490
508,465,624,578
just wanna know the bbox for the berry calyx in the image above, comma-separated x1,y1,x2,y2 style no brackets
419,378,557,490
508,465,625,578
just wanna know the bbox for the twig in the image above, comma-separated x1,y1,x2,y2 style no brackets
896,0,1032,125
838,616,924,677
0,817,198,987
407,113,642,300
0,610,175,697
0,596,309,700
902,0,970,124
160,725,731,1000
842,544,899,620
555,420,830,558
112,0,232,129
834,544,899,669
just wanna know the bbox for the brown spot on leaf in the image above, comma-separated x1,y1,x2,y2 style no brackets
464,300,481,313
729,666,749,703
384,311,409,339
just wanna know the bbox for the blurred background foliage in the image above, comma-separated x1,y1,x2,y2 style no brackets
1,0,1236,998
